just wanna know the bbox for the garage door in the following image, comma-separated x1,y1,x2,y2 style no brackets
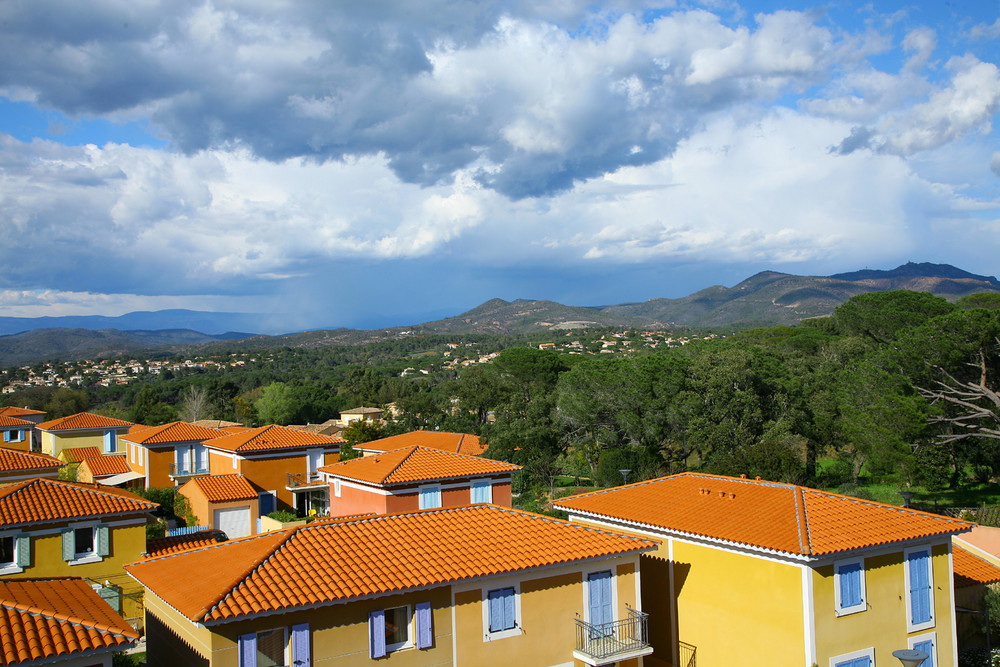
214,507,251,539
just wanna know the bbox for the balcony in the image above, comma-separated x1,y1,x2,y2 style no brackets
168,463,210,480
286,471,325,490
573,608,653,666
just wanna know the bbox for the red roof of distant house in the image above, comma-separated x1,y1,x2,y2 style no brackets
205,424,344,453
0,416,34,428
121,421,224,445
320,445,520,486
36,412,133,432
555,472,972,558
0,577,139,664
78,454,132,478
0,449,63,474
59,447,102,464
0,479,157,528
0,407,45,418
180,475,258,503
359,430,486,456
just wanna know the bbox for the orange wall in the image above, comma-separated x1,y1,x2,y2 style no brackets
329,482,388,517
180,482,259,534
330,475,514,517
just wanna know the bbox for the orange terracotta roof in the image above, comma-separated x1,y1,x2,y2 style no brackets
0,408,44,418
319,445,520,486
0,479,158,528
554,473,972,557
121,421,224,446
0,577,138,664
180,475,258,503
59,447,102,464
204,424,344,453
0,450,62,474
953,543,1000,588
36,412,133,432
191,419,243,429
144,531,228,559
127,504,656,623
0,416,33,429
360,430,486,456
79,455,131,477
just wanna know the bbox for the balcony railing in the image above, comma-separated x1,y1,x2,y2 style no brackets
573,608,652,665
287,472,324,489
169,463,210,478
679,640,697,667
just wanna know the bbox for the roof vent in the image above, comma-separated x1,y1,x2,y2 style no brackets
740,474,747,479
755,476,761,481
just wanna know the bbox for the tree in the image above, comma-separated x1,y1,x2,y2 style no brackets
340,419,385,460
833,291,956,344
179,385,214,422
255,383,295,425
918,341,1000,444
129,385,176,425
43,387,88,418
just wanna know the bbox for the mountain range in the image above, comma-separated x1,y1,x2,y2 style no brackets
1,262,997,366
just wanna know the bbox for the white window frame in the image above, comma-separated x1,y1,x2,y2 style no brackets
482,580,522,641
471,479,492,504
138,444,144,467
418,484,442,510
904,545,936,633
830,647,874,667
834,556,867,616
0,533,23,576
66,522,102,566
908,631,937,667
384,604,414,653
254,626,289,667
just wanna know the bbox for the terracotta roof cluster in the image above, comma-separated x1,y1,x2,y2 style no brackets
0,479,158,528
79,455,131,477
59,447,102,464
126,504,657,623
554,473,973,557
320,445,520,486
181,475,258,502
36,412,133,432
205,424,344,453
0,416,33,429
0,450,62,474
144,530,229,559
0,408,44,419
121,421,224,446
0,577,138,664
360,430,487,456
953,543,1000,589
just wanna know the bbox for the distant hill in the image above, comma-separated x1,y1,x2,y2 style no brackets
1,262,997,365
0,309,267,337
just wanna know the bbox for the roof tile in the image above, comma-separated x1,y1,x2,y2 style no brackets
360,430,486,456
181,475,258,503
127,505,656,622
205,424,344,453
36,413,133,432
0,479,157,528
59,448,102,464
554,472,971,557
320,445,519,485
79,455,131,477
0,450,62,474
953,542,1000,588
144,531,228,559
0,408,45,418
121,421,224,446
0,416,33,429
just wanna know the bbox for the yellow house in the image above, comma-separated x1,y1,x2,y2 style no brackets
36,412,135,459
555,472,973,667
0,477,158,628
126,504,658,667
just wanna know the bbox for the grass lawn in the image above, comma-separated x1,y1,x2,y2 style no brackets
832,481,1000,511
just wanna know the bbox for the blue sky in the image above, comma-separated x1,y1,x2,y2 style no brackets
1,0,998,333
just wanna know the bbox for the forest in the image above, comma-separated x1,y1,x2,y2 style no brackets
5,290,1000,510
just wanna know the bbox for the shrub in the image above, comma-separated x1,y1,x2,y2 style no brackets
267,509,299,523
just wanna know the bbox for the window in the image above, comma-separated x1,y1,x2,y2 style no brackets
238,626,308,667
834,557,866,615
307,449,323,481
586,570,614,628
0,534,28,574
905,546,935,631
471,480,492,504
483,585,521,640
103,429,116,453
418,485,441,510
830,648,873,667
138,444,144,466
3,430,22,443
61,524,108,563
909,632,936,667
369,605,414,658
333,478,342,498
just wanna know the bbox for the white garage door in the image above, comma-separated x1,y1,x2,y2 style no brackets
214,507,250,539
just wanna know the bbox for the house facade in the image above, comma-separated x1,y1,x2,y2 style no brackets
36,412,134,459
555,472,973,667
0,415,35,452
179,474,261,539
119,421,226,489
319,445,521,517
126,504,658,667
0,406,46,452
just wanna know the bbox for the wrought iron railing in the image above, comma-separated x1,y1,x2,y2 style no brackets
679,640,697,667
574,608,650,662
287,472,324,488
169,463,209,477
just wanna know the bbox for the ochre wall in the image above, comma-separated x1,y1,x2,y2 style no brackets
812,542,957,667
43,428,129,458
328,482,388,517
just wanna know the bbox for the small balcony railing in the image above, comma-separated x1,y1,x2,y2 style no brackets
287,472,325,489
169,463,210,478
679,640,697,667
573,608,652,665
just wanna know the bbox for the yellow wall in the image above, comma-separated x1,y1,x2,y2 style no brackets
813,542,956,667
43,428,128,458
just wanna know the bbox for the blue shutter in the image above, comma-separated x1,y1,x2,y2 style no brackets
104,430,115,453
291,623,310,666
238,633,257,667
502,588,515,630
834,657,870,667
259,492,275,516
909,549,932,625
370,610,386,658
3,430,9,443
914,638,933,667
488,589,504,632
839,562,862,608
588,571,614,627
415,601,433,649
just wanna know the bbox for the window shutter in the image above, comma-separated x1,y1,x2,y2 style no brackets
96,525,109,557
369,610,386,658
472,481,491,504
98,585,121,613
415,602,433,649
238,633,257,667
291,623,310,666
839,562,862,608
3,431,9,443
488,589,503,632
61,529,74,561
909,550,932,625
913,639,933,667
503,588,515,629
15,536,29,568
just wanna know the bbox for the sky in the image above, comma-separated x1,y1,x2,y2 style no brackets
1,0,999,333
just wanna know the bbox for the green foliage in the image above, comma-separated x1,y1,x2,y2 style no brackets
705,435,807,485
957,292,1000,310
914,444,954,491
594,446,663,488
833,290,956,344
267,509,299,522
135,487,179,518
255,382,295,425
146,520,166,540
44,387,89,418
129,384,177,425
